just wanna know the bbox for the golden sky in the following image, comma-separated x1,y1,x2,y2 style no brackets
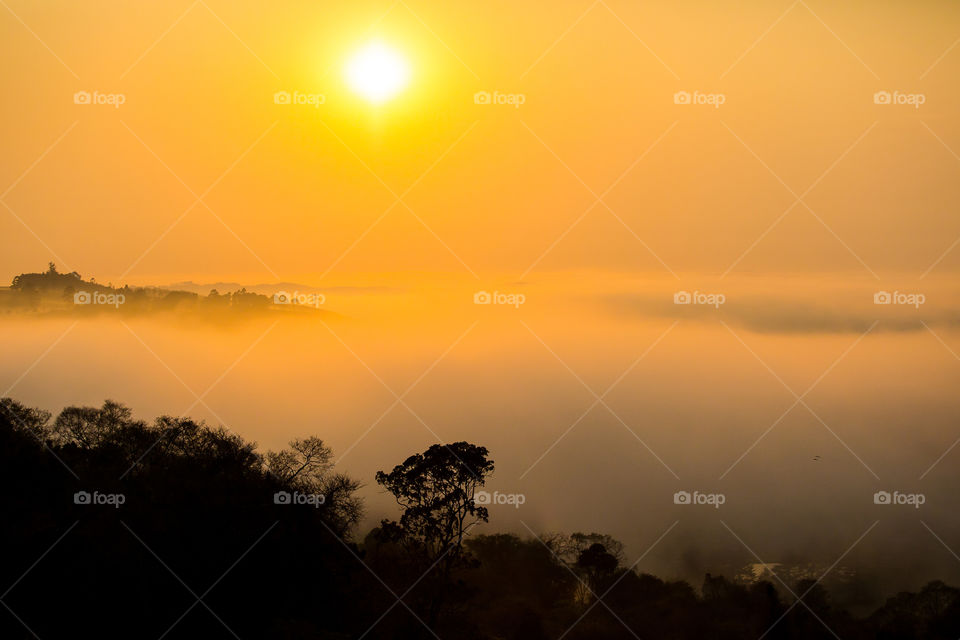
2,0,959,287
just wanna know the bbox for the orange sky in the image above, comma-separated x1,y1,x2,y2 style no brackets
2,0,960,287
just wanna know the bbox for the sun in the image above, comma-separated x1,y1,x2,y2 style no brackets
345,42,411,104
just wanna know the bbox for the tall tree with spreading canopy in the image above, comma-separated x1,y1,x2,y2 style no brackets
375,441,494,627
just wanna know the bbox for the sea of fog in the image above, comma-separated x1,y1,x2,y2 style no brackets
3,275,959,610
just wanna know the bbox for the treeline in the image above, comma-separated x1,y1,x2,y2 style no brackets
3,263,302,316
1,397,958,639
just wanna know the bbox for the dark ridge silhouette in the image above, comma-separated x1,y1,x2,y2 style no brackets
1,396,958,639
161,281,397,297
2,263,334,320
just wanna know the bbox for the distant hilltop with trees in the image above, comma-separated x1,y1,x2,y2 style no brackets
2,263,333,319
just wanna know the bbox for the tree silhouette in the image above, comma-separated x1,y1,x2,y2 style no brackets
376,442,493,560
52,399,141,449
375,441,494,628
267,436,363,534
575,542,620,603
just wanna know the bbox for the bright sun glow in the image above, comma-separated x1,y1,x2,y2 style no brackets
345,42,411,104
